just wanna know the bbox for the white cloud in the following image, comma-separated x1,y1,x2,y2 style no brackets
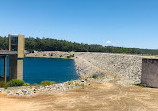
106,40,111,44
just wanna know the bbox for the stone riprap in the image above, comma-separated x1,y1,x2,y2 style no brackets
76,52,143,83
0,79,91,96
76,52,158,84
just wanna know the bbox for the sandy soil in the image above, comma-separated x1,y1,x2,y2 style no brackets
1,81,158,111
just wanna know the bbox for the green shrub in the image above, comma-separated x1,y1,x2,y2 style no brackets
67,56,71,59
67,54,75,59
91,73,105,79
92,74,99,79
29,50,34,53
7,79,24,87
81,83,85,89
75,82,79,86
140,84,147,87
0,81,7,88
72,54,74,57
41,81,56,86
136,83,147,88
68,81,72,85
23,83,30,86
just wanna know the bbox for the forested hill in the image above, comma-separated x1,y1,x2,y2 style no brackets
0,36,158,55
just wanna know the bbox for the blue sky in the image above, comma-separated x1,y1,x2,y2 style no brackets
0,0,158,49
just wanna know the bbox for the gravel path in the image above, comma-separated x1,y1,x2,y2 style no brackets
1,81,158,111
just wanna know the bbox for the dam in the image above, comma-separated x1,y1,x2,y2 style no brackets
0,34,24,82
0,34,158,88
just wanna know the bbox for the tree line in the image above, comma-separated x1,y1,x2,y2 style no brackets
0,36,158,55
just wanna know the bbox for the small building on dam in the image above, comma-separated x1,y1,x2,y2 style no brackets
0,34,24,82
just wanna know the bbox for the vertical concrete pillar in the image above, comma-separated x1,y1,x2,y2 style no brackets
9,55,23,80
17,59,23,80
17,34,24,80
18,35,25,58
8,34,11,51
9,55,17,80
4,56,7,82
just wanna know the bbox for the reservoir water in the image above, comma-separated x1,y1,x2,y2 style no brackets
0,57,79,84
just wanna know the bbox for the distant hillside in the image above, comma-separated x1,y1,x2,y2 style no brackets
0,36,158,55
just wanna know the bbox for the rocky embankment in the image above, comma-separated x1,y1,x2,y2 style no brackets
26,51,75,59
0,79,91,96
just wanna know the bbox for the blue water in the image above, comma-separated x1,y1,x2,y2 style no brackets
0,57,79,84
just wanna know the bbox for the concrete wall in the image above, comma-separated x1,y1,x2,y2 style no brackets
141,59,158,88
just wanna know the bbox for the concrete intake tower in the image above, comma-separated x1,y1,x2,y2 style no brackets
0,34,25,82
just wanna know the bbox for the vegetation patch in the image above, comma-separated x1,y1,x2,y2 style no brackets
7,79,24,87
67,54,75,59
43,54,46,56
1,36,158,55
0,81,7,88
68,81,73,85
135,83,153,88
0,79,59,88
23,83,30,86
75,82,80,86
91,73,105,79
0,79,27,88
41,80,56,86
81,83,85,89
67,56,71,59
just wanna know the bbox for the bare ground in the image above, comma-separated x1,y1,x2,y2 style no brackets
1,81,158,111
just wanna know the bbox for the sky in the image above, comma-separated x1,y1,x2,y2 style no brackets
0,0,158,49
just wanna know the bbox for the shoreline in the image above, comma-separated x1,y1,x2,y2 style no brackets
1,51,158,96
0,51,112,96
0,52,91,96
26,51,158,83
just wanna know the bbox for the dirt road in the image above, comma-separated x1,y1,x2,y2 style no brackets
1,81,158,111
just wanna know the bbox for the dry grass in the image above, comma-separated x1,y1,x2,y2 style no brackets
1,81,158,111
